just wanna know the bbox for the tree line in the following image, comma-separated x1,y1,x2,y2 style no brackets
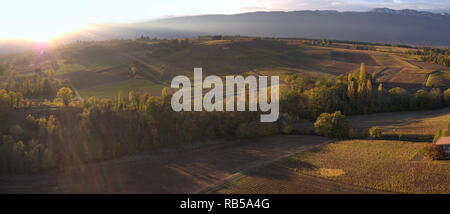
407,47,450,67
0,88,292,173
3,69,65,97
282,63,450,121
1,61,450,173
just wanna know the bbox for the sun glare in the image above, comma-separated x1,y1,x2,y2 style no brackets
0,22,85,42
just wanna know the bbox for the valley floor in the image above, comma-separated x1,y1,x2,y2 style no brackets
210,140,450,194
1,107,449,194
0,135,332,193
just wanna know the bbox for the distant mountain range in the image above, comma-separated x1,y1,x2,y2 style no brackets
57,8,449,47
1,8,449,56
369,8,448,17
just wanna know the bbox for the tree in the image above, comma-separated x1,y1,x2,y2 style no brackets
369,126,382,139
377,83,383,99
366,79,373,100
314,111,349,138
116,92,123,110
48,69,54,81
42,78,51,94
433,130,442,143
359,63,366,83
347,73,355,101
388,87,409,111
23,77,31,95
429,88,442,108
161,87,169,98
422,143,446,160
34,73,41,94
414,89,430,109
330,111,349,138
444,89,450,106
56,87,73,107
129,63,137,78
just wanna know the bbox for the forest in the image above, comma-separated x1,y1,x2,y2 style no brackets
0,59,449,173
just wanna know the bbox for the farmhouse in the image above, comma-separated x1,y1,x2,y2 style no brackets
436,136,450,154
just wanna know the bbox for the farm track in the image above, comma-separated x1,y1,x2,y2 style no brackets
121,54,169,87
0,135,336,193
423,70,440,86
209,166,387,194
71,86,83,101
196,142,326,194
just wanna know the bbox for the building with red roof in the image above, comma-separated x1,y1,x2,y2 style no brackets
435,136,450,154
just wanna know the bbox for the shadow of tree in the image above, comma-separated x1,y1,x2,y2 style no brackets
242,158,317,180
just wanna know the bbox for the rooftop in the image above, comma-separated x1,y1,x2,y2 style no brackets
436,136,450,145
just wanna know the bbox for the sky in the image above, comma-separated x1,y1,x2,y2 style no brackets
0,0,449,41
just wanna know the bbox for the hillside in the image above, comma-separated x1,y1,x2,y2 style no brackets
5,37,448,99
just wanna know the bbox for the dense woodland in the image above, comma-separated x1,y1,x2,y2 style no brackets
283,63,450,120
0,69,66,117
408,48,450,67
0,46,450,173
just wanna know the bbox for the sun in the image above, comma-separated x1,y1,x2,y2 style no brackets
0,22,84,42
25,25,77,42
28,32,56,42
0,28,57,42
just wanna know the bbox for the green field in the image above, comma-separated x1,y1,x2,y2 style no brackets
79,79,166,98
7,38,446,94
211,140,450,194
426,70,450,88
54,61,90,76
348,107,450,138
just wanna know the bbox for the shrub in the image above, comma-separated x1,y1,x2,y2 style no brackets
434,127,450,143
281,123,293,134
444,89,450,106
369,126,382,139
422,143,446,160
278,113,294,134
314,111,349,138
24,114,37,129
433,130,442,143
55,87,73,107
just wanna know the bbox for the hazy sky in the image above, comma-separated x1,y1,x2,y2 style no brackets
1,0,449,41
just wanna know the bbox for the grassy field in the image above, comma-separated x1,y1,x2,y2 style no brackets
388,68,429,85
348,107,450,137
407,60,450,70
54,61,90,76
200,40,232,45
371,54,405,67
79,78,166,98
291,108,450,139
0,135,331,193
5,38,448,100
426,70,450,88
211,140,450,194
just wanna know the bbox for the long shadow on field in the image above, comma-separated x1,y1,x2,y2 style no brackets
240,146,328,180
242,159,316,180
348,107,450,130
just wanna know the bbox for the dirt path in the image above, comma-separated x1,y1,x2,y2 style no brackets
71,86,83,101
0,135,332,193
423,70,439,86
121,53,169,87
209,166,386,194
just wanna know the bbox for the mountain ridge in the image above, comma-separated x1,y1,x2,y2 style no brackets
2,7,449,54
